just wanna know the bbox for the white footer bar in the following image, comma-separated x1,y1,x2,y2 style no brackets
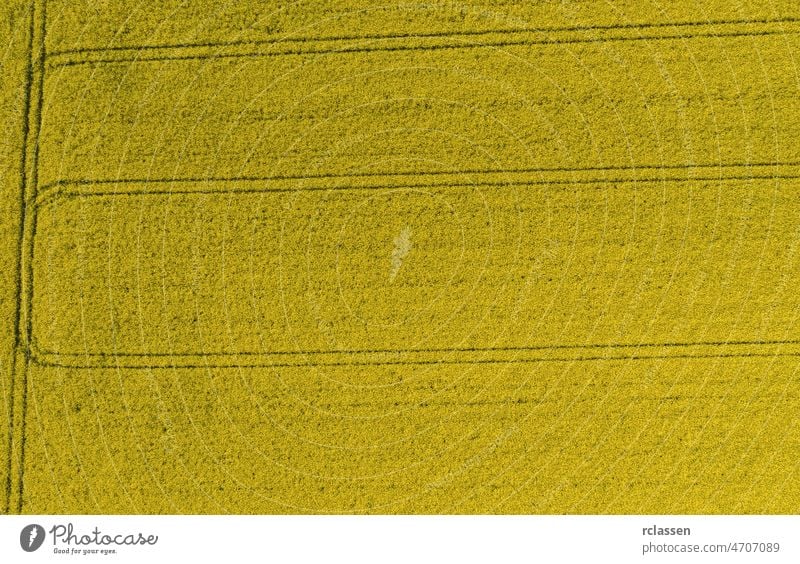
1,515,797,563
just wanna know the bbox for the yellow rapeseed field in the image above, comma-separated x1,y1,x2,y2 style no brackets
2,0,800,513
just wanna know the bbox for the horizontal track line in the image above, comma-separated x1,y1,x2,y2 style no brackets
32,338,800,358
34,174,800,209
34,161,800,205
28,351,800,369
46,16,800,57
47,26,800,67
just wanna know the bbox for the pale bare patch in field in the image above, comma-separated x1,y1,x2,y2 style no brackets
390,225,413,283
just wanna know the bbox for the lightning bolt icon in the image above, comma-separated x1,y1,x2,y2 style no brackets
28,526,38,548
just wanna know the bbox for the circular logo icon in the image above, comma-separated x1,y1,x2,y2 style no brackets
20,524,45,552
